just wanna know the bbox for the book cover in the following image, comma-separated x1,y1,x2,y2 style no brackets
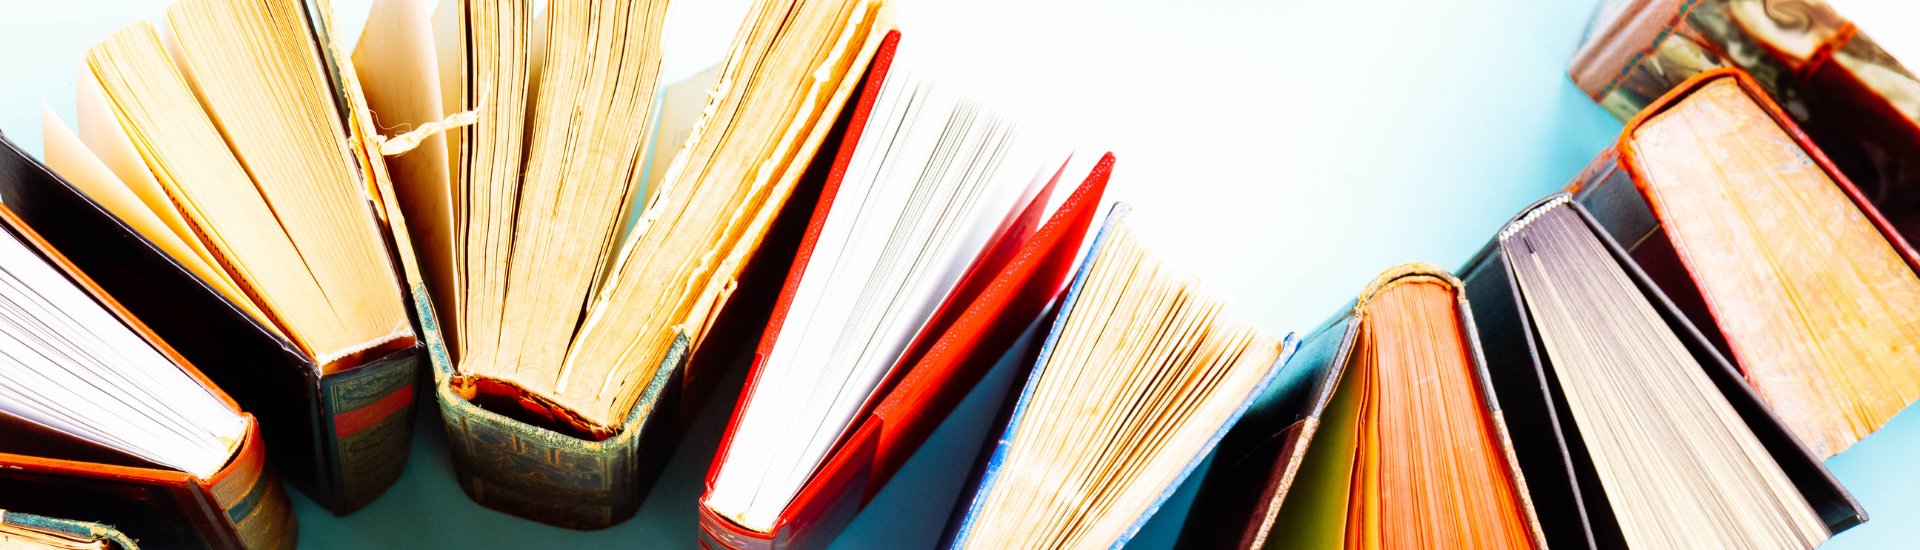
419,26,900,531
1457,193,1866,550
0,134,420,516
1566,67,1920,458
939,204,1301,550
1568,0,1920,238
0,201,296,550
0,510,142,550
696,115,1115,548
1174,264,1545,550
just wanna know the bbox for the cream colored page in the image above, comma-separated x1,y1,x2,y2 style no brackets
355,0,460,358
644,64,723,194
42,105,274,328
559,0,892,427
430,0,462,216
167,0,412,361
72,72,280,336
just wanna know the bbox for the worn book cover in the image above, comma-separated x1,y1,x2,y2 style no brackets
1569,0,1920,238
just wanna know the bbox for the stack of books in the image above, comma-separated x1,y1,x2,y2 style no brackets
0,0,1913,549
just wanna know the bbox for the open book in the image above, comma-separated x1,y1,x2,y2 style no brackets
29,0,425,514
0,192,294,550
1179,264,1545,550
943,206,1294,550
353,0,897,528
699,38,1117,548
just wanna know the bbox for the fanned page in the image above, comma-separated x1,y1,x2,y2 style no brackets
352,0,458,360
1626,76,1920,458
1262,271,1537,550
1499,199,1828,550
705,63,1058,531
401,0,670,434
431,0,890,432
39,105,275,336
0,223,243,480
80,0,412,370
958,217,1283,550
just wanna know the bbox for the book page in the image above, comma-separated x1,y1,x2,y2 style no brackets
354,0,460,359
0,222,243,479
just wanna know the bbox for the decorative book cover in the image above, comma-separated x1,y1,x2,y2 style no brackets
695,74,1116,549
0,202,296,550
1568,0,1920,238
24,0,432,515
1174,264,1546,550
1,510,141,550
939,204,1301,550
419,26,900,531
1564,68,1920,459
1457,194,1866,550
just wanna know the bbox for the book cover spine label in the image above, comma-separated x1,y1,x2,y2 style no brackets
319,347,420,513
436,337,689,530
207,422,297,550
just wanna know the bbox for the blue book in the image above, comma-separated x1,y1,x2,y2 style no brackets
938,203,1298,550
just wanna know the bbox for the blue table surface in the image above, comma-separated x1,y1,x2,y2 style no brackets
1,0,1916,548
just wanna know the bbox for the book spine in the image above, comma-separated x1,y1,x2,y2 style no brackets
317,345,421,514
204,421,298,550
0,511,141,550
435,335,689,530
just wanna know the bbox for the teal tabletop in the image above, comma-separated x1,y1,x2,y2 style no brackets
0,0,1914,548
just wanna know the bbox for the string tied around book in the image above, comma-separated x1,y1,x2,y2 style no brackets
373,92,488,157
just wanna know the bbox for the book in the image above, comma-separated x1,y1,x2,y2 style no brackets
0,200,295,550
1175,264,1546,550
21,0,426,514
351,0,898,527
1569,0,1920,239
939,205,1297,550
0,510,139,550
696,41,1115,546
1566,68,1920,459
1457,193,1865,550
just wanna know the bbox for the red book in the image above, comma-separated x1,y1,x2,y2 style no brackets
696,30,1114,550
0,201,296,550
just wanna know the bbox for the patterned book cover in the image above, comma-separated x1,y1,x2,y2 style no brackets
1568,0,1920,238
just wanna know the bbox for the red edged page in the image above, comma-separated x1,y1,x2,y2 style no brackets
703,154,1115,550
699,29,903,549
0,203,295,550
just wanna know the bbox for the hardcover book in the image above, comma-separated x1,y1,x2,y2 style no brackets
0,200,295,550
1175,264,1546,550
1458,193,1865,550
696,37,1114,544
19,0,429,515
1564,68,1920,459
939,205,1298,550
1568,0,1920,238
0,510,140,550
351,0,899,527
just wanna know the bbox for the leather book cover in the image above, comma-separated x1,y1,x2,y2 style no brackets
1457,194,1867,550
1567,0,1920,239
938,204,1302,550
1,509,142,550
0,201,296,550
0,134,421,515
1173,265,1545,550
422,27,899,531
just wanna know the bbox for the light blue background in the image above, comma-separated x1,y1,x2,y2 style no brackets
0,0,1915,548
